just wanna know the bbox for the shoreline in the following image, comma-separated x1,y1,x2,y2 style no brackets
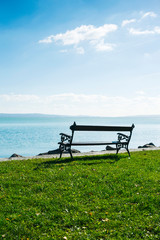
0,147,160,162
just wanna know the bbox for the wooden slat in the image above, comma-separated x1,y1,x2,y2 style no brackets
71,141,119,146
70,125,133,132
58,141,128,146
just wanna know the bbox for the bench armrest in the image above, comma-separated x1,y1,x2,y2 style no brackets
117,133,129,142
59,133,72,143
60,133,71,138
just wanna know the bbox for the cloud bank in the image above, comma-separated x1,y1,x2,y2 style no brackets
1,93,160,116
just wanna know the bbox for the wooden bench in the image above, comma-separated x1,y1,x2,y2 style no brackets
58,122,135,159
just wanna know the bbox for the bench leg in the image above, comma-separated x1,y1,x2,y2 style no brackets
116,147,120,155
59,145,73,159
124,143,130,157
68,148,73,159
116,143,130,157
60,150,62,159
126,147,130,157
59,144,64,159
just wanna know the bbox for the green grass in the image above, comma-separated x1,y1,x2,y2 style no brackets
0,150,160,240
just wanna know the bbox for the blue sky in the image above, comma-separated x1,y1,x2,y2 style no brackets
0,0,160,116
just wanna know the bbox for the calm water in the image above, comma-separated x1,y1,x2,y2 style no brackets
0,114,160,158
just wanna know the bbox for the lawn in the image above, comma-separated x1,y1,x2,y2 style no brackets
0,150,160,239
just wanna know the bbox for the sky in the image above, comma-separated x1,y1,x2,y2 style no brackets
0,0,160,116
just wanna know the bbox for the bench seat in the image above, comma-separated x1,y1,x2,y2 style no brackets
59,141,121,146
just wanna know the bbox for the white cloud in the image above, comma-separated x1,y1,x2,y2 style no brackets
129,26,160,35
1,93,160,116
121,19,136,27
129,28,155,35
60,49,68,53
94,39,116,52
39,36,54,44
135,90,146,95
141,11,157,19
144,53,151,58
154,26,160,33
75,47,85,54
53,24,117,45
0,94,40,102
39,24,118,53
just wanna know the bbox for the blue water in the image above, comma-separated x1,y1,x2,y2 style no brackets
0,114,160,158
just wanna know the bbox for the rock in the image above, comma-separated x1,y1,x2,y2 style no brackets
138,142,156,149
71,149,81,153
38,149,60,156
106,146,116,150
38,148,81,156
9,153,23,159
48,149,61,154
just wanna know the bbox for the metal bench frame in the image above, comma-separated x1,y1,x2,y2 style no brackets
58,122,135,159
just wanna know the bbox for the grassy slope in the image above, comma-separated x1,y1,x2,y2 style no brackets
0,151,160,240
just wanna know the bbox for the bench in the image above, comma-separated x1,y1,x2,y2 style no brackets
58,122,135,159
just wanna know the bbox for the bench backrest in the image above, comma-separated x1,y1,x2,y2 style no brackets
68,122,135,145
70,122,135,132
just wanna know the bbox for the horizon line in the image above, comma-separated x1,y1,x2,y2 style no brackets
0,113,160,118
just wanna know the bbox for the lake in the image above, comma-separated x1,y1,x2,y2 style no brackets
0,114,160,158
